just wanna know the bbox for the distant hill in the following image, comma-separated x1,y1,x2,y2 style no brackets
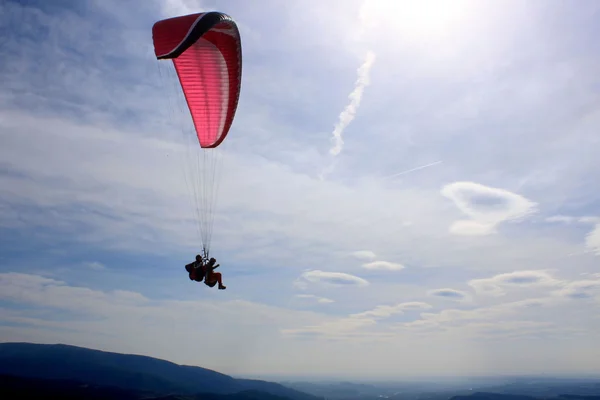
0,342,320,400
285,379,600,400
280,381,386,400
450,392,600,400
450,393,538,400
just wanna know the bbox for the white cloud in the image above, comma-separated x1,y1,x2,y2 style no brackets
295,294,335,304
546,215,576,224
398,285,600,346
468,270,561,297
84,261,106,271
428,288,469,301
448,220,497,236
0,272,330,374
295,270,369,288
585,223,600,256
160,0,206,18
281,316,377,339
402,297,560,333
281,301,433,340
352,250,376,260
1,100,586,284
362,260,405,271
556,279,600,299
441,181,538,235
545,215,600,226
542,216,600,257
351,301,432,319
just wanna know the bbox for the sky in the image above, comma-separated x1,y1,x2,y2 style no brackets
1,0,600,381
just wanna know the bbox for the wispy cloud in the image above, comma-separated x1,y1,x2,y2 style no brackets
542,215,600,257
545,215,599,225
585,223,600,255
351,250,377,260
557,280,600,299
281,301,433,340
350,301,432,319
83,261,106,271
401,290,596,343
546,215,578,224
295,294,335,304
281,316,377,339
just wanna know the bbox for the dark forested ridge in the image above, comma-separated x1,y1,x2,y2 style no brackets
0,374,297,400
0,342,319,400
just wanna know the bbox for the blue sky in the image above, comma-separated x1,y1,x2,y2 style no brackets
2,0,600,380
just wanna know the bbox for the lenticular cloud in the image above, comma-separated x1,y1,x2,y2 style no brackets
441,181,538,235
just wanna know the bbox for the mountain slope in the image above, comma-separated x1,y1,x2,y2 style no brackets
0,342,319,400
0,374,297,400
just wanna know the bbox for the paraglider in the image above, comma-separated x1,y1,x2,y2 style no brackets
152,11,242,289
185,254,226,290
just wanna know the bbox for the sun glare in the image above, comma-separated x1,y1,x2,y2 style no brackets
359,0,471,42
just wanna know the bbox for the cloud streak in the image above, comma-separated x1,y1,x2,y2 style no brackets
296,294,335,304
386,160,443,179
351,301,432,319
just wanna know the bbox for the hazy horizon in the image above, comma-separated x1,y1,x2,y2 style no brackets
1,0,600,379
5,340,600,383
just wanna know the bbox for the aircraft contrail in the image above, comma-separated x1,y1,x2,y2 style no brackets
329,51,376,156
386,160,443,179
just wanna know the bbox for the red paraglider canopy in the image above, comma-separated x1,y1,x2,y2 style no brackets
152,12,242,148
